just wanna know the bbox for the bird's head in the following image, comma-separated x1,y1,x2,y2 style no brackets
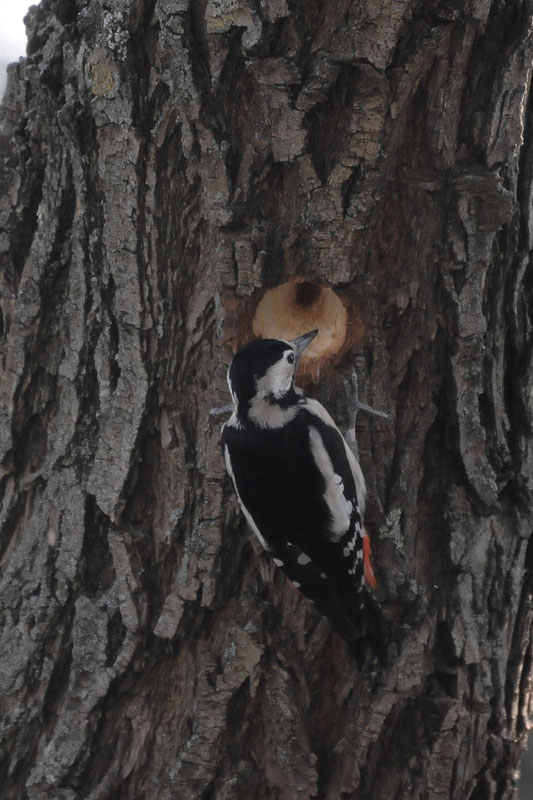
227,330,318,416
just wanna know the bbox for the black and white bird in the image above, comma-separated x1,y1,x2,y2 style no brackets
221,330,386,655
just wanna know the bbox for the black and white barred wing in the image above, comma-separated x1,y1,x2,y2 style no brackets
301,402,366,590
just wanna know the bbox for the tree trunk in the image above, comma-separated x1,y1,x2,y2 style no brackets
1,1,532,798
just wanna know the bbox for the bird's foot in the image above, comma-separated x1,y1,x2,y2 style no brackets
343,369,388,457
209,404,234,417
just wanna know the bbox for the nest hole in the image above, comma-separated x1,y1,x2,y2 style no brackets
252,280,348,378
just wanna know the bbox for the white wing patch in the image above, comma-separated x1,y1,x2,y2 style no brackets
304,397,366,514
224,444,270,551
308,425,352,539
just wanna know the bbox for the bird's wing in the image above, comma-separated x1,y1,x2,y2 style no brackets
297,403,367,591
223,409,385,651
269,540,366,640
303,398,366,514
222,439,271,551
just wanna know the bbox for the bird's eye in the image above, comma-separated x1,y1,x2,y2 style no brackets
287,352,295,364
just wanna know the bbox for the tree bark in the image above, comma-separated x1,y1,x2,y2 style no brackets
1,1,533,798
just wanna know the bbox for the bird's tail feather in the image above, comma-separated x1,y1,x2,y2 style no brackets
316,582,388,664
361,587,388,663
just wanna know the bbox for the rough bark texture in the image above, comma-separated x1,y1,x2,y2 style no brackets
1,1,533,798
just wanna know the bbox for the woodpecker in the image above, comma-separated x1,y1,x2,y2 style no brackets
221,330,386,656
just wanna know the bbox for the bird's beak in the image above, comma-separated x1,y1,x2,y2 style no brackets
290,329,318,358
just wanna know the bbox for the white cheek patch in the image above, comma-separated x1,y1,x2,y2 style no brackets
308,426,352,539
256,359,293,399
246,351,298,429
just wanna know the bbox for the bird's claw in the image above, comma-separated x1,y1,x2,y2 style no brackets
343,368,389,458
210,404,234,417
356,402,389,420
344,369,360,429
